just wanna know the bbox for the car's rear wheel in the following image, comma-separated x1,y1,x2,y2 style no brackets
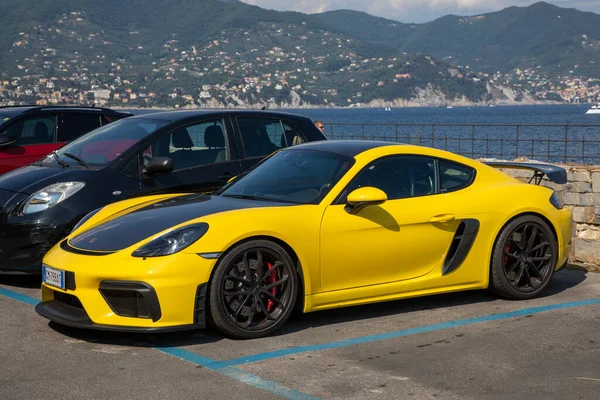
490,215,557,300
208,240,298,339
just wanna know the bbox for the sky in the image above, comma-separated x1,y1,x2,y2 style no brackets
240,0,600,23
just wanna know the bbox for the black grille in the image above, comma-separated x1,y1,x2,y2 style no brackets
53,291,83,308
98,281,161,321
101,290,150,318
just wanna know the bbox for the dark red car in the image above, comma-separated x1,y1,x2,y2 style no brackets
0,105,131,174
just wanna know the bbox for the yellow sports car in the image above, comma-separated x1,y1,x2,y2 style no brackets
36,140,573,339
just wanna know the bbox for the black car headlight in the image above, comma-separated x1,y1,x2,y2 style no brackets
22,182,85,215
550,191,564,210
70,207,102,234
132,223,209,257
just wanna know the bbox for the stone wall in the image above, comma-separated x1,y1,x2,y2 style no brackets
497,163,600,268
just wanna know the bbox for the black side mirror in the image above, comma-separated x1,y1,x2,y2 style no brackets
0,134,16,149
143,157,173,175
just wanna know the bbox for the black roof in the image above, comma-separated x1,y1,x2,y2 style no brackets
289,139,400,157
128,108,314,122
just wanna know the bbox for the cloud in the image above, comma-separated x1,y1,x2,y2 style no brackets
240,1,600,23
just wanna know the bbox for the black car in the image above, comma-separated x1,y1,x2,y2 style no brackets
0,105,132,175
0,109,327,274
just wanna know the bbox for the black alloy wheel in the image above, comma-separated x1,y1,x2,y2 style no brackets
491,215,557,300
208,240,298,339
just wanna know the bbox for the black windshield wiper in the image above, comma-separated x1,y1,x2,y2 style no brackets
63,152,90,169
221,194,278,202
51,151,69,168
221,194,302,204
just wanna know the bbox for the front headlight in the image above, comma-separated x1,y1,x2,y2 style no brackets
132,223,209,258
22,182,85,215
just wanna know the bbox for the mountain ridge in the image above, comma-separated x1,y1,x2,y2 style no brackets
0,1,594,108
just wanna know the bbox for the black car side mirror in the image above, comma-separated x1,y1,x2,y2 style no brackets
143,157,174,175
0,134,16,149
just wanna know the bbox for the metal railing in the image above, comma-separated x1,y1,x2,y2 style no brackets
322,123,600,165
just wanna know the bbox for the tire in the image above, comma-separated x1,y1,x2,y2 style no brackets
490,215,557,300
208,240,298,339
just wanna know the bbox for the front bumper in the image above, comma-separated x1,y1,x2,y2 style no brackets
0,191,79,274
36,283,207,333
36,244,215,331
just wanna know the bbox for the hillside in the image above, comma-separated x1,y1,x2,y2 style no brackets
0,0,581,108
319,1,600,77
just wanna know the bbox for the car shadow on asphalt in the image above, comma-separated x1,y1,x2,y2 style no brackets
276,267,588,336
39,268,588,346
0,273,41,289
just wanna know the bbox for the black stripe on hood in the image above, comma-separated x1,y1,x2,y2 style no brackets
68,193,291,252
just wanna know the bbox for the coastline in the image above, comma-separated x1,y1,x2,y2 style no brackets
108,99,570,111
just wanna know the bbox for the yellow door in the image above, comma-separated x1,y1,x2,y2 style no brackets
318,154,472,293
319,195,460,292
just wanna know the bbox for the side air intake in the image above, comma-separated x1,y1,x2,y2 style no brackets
442,219,480,275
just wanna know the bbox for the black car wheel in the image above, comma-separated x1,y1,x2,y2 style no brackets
208,239,298,339
490,215,557,300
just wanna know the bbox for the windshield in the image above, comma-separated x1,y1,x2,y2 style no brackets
38,117,169,169
219,148,355,204
0,111,21,124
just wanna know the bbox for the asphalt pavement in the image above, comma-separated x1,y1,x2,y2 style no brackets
1,267,599,400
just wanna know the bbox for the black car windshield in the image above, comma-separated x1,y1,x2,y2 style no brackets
38,117,170,169
0,110,22,124
219,148,355,204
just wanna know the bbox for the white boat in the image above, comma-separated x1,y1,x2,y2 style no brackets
585,104,600,114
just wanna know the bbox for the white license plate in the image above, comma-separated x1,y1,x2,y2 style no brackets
42,265,65,290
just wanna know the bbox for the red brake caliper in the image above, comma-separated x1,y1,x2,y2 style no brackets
266,262,277,311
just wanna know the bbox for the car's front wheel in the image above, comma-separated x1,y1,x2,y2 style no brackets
490,215,557,300
208,240,298,339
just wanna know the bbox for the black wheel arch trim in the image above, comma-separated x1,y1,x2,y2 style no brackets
194,283,207,325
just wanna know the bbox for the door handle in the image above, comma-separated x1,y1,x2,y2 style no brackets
429,213,456,223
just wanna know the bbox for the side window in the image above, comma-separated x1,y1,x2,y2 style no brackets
143,119,228,171
439,160,475,192
339,156,437,202
281,121,306,147
58,113,101,142
101,115,117,125
7,116,56,146
237,117,283,158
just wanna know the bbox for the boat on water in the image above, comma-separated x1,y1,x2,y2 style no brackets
585,104,600,114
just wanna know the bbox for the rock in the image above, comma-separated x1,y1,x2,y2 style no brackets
572,206,596,223
573,237,600,265
581,193,595,206
564,192,580,205
593,172,600,193
567,170,591,182
565,182,592,193
577,224,600,240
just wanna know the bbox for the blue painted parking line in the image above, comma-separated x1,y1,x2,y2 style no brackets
4,285,600,398
207,297,600,369
0,287,320,400
156,347,319,400
0,287,40,306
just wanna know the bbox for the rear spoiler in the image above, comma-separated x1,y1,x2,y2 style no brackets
483,161,567,185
